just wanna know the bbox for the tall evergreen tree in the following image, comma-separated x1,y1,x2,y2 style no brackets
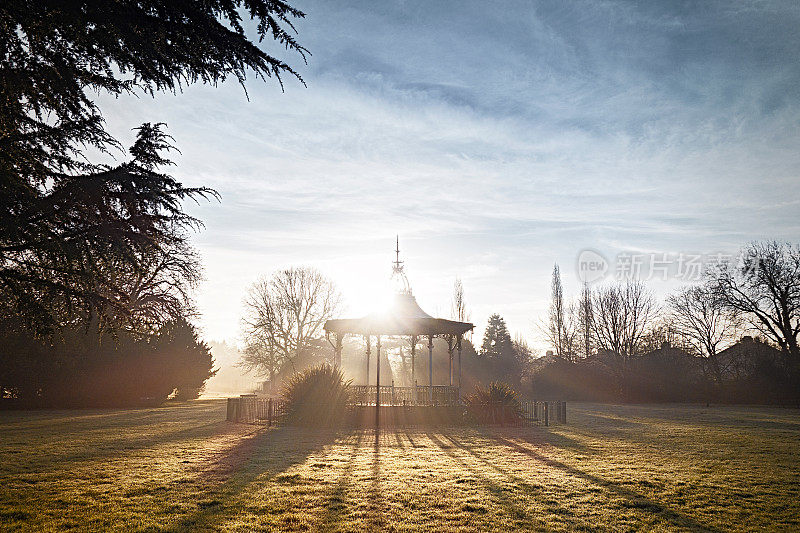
480,314,513,359
1,123,213,332
2,0,307,185
1,1,308,331
479,313,523,385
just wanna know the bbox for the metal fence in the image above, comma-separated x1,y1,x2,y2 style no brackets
519,400,567,426
225,393,566,427
226,394,287,424
350,384,460,406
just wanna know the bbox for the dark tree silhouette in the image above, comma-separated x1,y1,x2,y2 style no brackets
578,282,594,358
542,264,578,360
479,313,523,385
480,314,513,360
1,124,212,332
0,315,215,406
150,318,217,401
1,1,308,331
2,0,307,181
591,280,658,360
668,285,741,384
712,241,800,361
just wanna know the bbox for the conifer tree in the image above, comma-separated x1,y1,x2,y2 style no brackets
1,1,308,330
480,314,523,385
480,314,513,359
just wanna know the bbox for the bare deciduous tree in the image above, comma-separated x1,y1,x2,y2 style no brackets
542,264,578,360
451,278,470,323
111,240,202,333
513,333,535,371
238,332,282,394
591,280,658,360
451,277,471,340
712,241,800,361
637,319,687,353
240,267,341,379
668,285,741,384
578,282,594,358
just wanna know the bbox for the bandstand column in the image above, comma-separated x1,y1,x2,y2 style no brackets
447,335,454,387
365,335,371,385
457,334,463,402
376,335,382,427
334,333,342,369
410,336,417,403
428,334,434,403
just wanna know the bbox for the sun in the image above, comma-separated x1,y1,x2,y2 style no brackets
328,238,413,318
337,271,395,317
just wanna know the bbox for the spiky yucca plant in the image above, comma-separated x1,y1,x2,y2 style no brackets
281,364,352,427
467,381,522,424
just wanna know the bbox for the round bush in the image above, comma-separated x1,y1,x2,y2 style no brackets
281,364,352,427
467,381,522,425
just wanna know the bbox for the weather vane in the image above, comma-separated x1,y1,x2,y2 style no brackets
393,235,404,272
390,235,411,295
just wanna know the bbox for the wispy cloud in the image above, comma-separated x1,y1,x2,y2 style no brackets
97,0,800,347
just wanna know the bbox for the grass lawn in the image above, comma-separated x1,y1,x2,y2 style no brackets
1,401,799,531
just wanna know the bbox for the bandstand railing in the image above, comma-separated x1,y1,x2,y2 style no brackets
350,384,460,406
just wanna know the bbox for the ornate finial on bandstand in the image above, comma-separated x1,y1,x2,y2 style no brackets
390,235,411,295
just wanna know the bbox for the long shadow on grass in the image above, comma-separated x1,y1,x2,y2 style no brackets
393,429,406,450
1,421,233,475
526,428,589,453
315,430,364,530
581,412,646,429
433,430,605,530
169,425,339,532
424,430,558,530
369,430,385,530
465,431,721,532
402,428,422,448
589,405,800,434
0,401,222,434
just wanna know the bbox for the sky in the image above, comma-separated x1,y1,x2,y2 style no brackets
97,0,800,350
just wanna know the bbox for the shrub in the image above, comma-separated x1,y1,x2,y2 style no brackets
151,318,217,401
281,364,351,427
0,317,216,407
467,381,522,425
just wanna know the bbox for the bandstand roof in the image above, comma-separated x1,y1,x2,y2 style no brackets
324,293,474,337
324,238,474,337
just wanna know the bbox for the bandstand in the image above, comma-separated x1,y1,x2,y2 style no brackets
324,239,473,426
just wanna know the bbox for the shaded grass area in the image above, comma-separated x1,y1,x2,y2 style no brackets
1,401,799,531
